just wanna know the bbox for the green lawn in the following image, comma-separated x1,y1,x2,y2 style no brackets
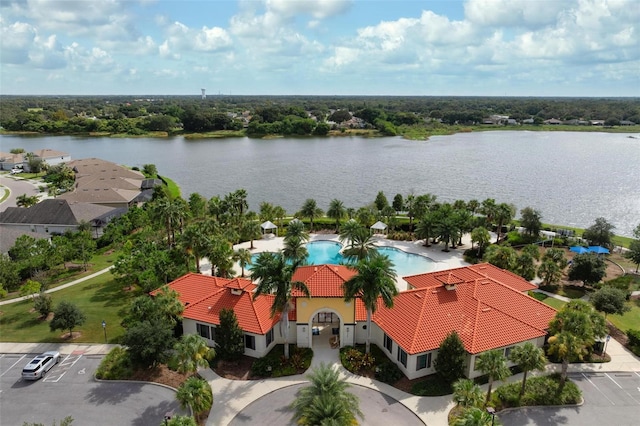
539,296,567,310
0,272,134,343
608,299,640,333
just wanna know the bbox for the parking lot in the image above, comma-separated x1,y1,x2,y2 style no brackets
0,352,187,425
499,371,640,426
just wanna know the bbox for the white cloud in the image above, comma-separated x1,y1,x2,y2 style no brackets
266,0,351,20
464,0,570,28
1,19,37,64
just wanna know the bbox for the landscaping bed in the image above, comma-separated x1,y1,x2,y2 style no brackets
213,345,313,380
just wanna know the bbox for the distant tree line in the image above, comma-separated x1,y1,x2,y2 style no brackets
1,95,638,136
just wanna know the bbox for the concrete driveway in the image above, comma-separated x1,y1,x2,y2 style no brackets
0,352,187,425
227,382,425,426
0,174,47,212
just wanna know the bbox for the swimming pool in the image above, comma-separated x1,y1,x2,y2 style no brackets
250,241,434,277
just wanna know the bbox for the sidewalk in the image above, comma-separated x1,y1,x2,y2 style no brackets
0,266,113,306
0,342,118,355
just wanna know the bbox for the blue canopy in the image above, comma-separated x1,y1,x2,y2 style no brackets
569,246,589,254
588,246,610,254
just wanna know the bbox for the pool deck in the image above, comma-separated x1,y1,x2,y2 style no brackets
202,232,489,291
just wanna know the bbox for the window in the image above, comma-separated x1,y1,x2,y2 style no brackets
245,334,256,350
504,346,514,358
196,323,210,340
384,334,393,352
417,353,432,370
397,348,407,368
266,328,274,347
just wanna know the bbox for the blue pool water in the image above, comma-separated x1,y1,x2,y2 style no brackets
250,241,434,277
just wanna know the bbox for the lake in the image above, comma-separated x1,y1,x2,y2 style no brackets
1,131,638,237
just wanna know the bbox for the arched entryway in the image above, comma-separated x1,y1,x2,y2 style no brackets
306,307,348,352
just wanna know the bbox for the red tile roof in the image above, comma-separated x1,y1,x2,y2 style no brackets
291,264,356,297
404,263,537,293
160,274,278,335
373,274,556,355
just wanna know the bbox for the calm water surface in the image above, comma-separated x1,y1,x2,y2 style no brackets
1,131,638,236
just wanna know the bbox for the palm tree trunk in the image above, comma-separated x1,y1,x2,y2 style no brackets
485,379,493,405
282,305,290,359
520,370,528,398
366,310,372,354
558,359,568,393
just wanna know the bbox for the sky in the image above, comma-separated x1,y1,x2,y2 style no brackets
1,0,639,96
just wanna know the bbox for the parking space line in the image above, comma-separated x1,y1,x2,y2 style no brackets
605,373,640,405
582,373,616,405
1,354,26,377
42,354,83,383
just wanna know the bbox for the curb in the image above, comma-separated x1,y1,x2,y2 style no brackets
496,396,585,415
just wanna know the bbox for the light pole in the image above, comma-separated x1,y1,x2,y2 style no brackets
603,334,611,356
486,406,496,426
102,320,107,343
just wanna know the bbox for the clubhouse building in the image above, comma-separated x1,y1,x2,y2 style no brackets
161,263,556,380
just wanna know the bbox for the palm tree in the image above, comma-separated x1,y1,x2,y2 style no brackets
416,211,437,247
436,215,458,252
16,193,40,208
273,205,286,228
234,248,252,277
327,198,346,232
172,334,215,375
476,349,511,405
494,203,515,243
283,220,310,264
176,376,213,422
538,259,562,286
453,407,501,426
338,219,361,246
343,252,398,354
291,363,363,426
240,216,261,249
452,379,484,409
178,223,211,273
471,226,490,255
341,226,377,261
299,198,323,232
251,252,310,359
547,331,584,393
508,342,547,398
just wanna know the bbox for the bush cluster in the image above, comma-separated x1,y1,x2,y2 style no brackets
95,347,133,380
627,329,640,356
374,361,403,384
250,345,313,378
387,231,413,241
340,347,375,373
493,374,582,409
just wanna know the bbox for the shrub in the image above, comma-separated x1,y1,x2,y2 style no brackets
250,357,278,377
95,347,133,380
410,375,452,396
340,347,375,373
387,231,413,241
34,292,52,317
494,374,581,409
374,361,403,384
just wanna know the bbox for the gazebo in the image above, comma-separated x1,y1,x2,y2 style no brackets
370,221,388,235
260,221,278,237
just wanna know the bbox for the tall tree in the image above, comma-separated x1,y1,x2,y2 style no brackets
495,203,515,242
590,286,630,318
49,301,87,339
520,207,542,237
434,331,467,385
299,198,323,232
343,252,398,354
483,245,518,272
508,342,547,398
216,308,245,361
471,227,491,255
234,248,252,277
251,252,309,359
291,363,363,426
338,219,361,247
327,198,346,231
582,217,615,249
16,193,40,208
341,226,378,261
476,349,511,405
392,193,404,212
176,377,213,423
172,334,215,375
538,260,562,286
374,191,389,211
568,253,606,285
416,211,437,247
283,219,310,264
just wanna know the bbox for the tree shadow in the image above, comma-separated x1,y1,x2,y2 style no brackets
85,381,143,405
131,400,187,426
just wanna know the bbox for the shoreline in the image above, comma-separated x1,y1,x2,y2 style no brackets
2,124,639,140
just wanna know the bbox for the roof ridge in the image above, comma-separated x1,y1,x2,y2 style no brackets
410,288,433,353
250,291,273,334
184,286,227,311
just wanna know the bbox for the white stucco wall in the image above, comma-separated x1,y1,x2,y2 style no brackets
466,337,543,379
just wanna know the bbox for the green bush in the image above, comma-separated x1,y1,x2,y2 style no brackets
410,375,452,396
250,357,278,377
387,231,413,241
494,374,581,409
95,347,133,380
341,347,375,373
374,361,403,384
250,345,313,378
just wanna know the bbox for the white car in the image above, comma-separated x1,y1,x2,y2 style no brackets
21,351,60,380
10,168,23,174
